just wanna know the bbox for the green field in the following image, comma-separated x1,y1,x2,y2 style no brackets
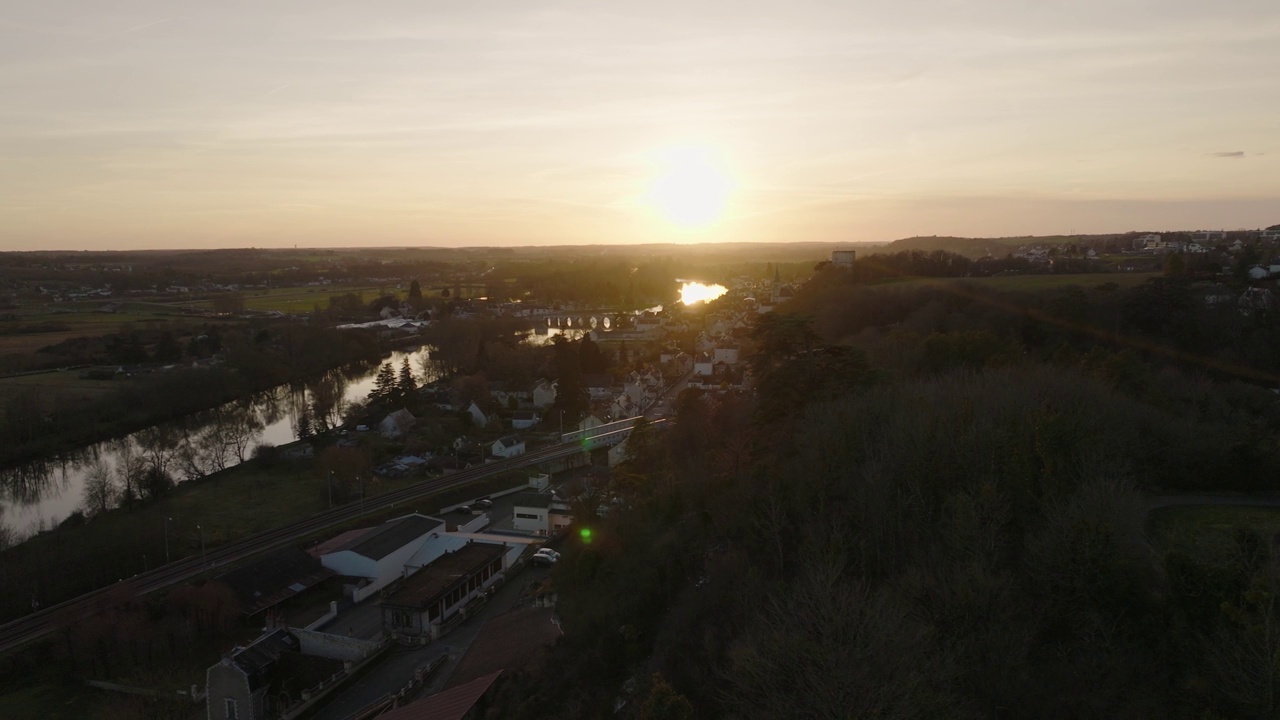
180,285,400,314
1147,504,1280,553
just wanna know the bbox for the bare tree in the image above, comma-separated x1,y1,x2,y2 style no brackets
81,458,117,516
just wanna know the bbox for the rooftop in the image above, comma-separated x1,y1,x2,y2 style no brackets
511,491,554,509
214,548,332,616
382,542,506,609
331,514,439,562
379,671,502,720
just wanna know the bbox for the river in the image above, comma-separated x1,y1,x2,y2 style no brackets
0,346,434,538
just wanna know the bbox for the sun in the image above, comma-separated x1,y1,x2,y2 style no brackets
647,146,731,229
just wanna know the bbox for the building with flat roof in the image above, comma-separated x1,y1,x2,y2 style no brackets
381,542,507,640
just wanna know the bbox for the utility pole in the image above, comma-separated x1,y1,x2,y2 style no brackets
358,475,365,515
164,516,171,565
328,471,334,509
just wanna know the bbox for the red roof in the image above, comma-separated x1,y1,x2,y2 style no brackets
378,670,501,720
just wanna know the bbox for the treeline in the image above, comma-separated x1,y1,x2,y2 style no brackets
0,323,382,468
483,289,1280,718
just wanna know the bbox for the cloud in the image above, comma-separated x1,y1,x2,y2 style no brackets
1211,151,1245,158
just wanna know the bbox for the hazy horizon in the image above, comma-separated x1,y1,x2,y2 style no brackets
3,1,1278,251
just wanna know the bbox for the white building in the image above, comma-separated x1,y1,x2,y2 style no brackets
466,401,489,429
531,379,558,409
511,410,540,430
831,249,857,268
511,491,573,534
713,346,740,365
491,435,525,459
319,514,441,599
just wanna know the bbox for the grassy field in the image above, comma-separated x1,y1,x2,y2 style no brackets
6,447,533,586
0,369,124,408
1147,504,1280,553
182,285,399,314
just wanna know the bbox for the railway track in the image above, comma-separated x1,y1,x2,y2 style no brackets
0,421,656,656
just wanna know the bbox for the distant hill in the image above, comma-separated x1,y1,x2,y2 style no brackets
876,235,1113,259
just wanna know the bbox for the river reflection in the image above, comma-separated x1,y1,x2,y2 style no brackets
0,346,434,537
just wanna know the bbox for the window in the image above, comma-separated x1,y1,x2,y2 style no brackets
225,698,239,720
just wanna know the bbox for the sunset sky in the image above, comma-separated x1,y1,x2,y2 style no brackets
2,1,1278,250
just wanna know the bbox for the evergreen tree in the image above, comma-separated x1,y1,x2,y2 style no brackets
551,335,589,423
579,335,606,374
398,358,417,400
297,404,313,439
372,362,397,404
407,279,423,308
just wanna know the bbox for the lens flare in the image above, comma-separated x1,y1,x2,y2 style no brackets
680,281,728,306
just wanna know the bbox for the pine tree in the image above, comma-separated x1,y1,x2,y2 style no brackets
397,358,417,400
407,279,423,308
297,404,313,439
372,362,396,404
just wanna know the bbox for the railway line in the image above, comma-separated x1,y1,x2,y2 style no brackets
0,419,657,656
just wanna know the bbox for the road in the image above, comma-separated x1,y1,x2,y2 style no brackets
0,420,658,656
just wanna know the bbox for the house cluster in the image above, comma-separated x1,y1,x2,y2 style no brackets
203,509,559,720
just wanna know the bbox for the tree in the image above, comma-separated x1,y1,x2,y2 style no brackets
407,279,423,309
81,458,116,516
639,674,694,720
296,404,313,439
618,340,629,367
152,331,182,363
1164,252,1186,277
398,358,417,400
579,335,606,374
372,362,397,405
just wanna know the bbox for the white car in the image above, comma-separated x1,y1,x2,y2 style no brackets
531,548,561,566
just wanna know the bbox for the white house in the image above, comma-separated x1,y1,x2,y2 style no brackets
584,374,614,401
466,401,489,429
531,379,558,409
491,435,525,459
693,353,714,378
713,346,740,365
379,408,416,440
1249,266,1270,280
511,410,540,430
319,514,441,599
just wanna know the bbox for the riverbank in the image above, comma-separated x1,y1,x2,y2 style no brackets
0,444,525,625
0,321,394,470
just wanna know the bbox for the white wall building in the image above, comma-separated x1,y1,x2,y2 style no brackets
319,514,441,598
491,435,525,459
